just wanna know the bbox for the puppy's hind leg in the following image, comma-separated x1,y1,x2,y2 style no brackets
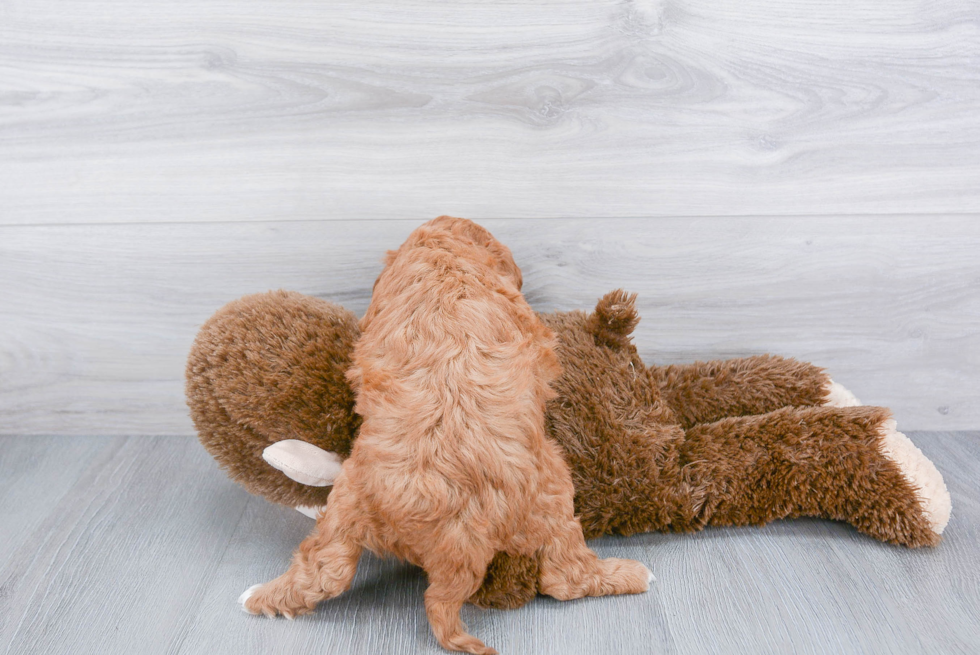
242,483,363,619
533,442,651,601
537,517,652,601
422,550,498,655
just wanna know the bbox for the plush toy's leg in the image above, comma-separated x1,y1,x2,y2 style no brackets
648,355,832,428
674,406,950,546
240,479,363,619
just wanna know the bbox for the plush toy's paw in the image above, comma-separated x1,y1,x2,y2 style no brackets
262,440,344,487
878,419,952,536
824,379,862,407
294,505,327,520
823,382,950,536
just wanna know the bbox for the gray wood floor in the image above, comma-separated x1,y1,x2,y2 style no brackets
1,433,977,655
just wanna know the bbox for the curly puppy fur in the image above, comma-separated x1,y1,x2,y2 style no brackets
241,217,649,654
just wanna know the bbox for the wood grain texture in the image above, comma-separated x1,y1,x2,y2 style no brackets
0,436,251,655
0,433,976,654
1,216,977,435
1,0,979,224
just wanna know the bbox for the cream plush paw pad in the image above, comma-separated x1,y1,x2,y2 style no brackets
824,380,862,407
262,439,344,487
878,419,952,535
294,505,327,520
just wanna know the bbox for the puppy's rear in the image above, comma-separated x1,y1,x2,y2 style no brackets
243,217,650,655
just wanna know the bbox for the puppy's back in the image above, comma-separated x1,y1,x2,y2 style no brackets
348,217,559,535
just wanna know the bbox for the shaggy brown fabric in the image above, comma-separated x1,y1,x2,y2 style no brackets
680,407,939,547
186,290,361,507
187,288,940,611
648,354,832,429
466,552,540,610
585,289,641,350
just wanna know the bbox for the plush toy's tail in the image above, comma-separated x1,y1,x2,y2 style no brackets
586,289,640,349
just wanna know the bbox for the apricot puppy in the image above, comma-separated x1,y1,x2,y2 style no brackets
241,217,651,654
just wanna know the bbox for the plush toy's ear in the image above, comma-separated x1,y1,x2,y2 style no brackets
586,289,640,349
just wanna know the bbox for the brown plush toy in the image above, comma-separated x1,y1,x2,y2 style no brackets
187,289,951,610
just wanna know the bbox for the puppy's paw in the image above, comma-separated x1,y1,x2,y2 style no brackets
878,419,952,536
238,584,264,614
603,557,653,595
634,563,654,592
441,632,498,655
239,582,306,620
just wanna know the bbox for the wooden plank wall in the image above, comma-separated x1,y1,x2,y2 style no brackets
1,0,978,434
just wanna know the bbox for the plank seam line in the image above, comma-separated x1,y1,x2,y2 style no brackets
2,213,980,229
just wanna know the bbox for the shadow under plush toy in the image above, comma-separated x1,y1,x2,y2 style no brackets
187,288,951,610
